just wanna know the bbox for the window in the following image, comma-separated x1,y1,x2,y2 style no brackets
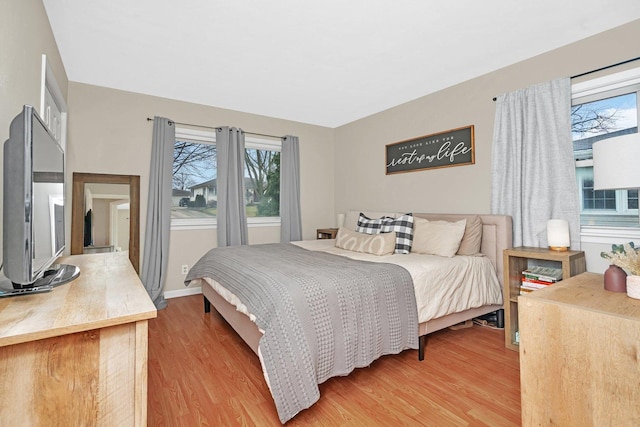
171,127,281,229
572,68,640,229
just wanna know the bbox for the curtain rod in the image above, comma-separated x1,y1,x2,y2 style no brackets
492,56,640,101
571,56,640,79
145,117,283,139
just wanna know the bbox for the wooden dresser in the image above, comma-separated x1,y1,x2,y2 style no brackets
0,252,157,426
518,272,640,426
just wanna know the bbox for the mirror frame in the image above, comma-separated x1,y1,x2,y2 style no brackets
71,172,141,273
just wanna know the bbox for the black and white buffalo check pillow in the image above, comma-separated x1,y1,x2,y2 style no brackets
356,212,414,254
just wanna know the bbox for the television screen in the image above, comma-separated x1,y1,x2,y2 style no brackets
31,119,65,273
2,105,79,293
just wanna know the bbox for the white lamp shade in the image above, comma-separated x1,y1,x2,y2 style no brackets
547,219,570,249
336,213,345,228
593,133,640,190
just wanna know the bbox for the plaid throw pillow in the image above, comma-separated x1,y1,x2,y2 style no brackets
356,212,414,254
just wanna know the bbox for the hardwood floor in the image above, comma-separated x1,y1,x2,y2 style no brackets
148,295,521,426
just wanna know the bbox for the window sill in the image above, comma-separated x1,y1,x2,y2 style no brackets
171,217,281,231
580,225,640,244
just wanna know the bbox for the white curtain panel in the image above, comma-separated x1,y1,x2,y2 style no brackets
280,135,302,242
140,116,174,309
491,78,581,250
216,126,249,247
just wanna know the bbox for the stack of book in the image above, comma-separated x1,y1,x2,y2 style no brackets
520,266,563,294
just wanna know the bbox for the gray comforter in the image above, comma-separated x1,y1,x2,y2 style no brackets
185,243,418,423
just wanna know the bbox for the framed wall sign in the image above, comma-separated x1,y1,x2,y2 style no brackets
385,125,475,175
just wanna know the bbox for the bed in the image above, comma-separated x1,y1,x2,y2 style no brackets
185,211,512,423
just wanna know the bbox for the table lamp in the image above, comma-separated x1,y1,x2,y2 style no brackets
593,133,640,191
593,132,640,293
547,219,570,251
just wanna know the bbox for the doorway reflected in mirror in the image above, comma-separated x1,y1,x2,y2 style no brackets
71,173,140,273
82,182,130,255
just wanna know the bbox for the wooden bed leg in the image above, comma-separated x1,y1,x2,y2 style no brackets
496,309,504,328
204,296,211,313
418,335,427,361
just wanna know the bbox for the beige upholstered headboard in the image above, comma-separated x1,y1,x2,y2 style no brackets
343,211,513,287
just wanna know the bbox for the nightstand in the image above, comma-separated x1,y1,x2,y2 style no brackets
503,246,586,350
316,228,338,239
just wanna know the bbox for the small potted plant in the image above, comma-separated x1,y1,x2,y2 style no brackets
601,242,640,298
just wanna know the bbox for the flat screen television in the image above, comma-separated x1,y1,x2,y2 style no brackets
1,105,79,294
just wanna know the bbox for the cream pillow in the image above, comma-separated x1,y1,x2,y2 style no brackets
456,215,483,255
335,227,396,256
411,218,467,257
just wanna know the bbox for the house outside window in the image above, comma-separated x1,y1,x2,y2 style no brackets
572,68,640,233
171,127,281,229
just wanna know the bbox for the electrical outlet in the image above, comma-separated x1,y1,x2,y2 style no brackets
181,264,189,275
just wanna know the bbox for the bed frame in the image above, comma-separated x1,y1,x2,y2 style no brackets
201,213,512,361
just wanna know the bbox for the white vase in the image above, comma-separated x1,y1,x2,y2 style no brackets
626,275,640,299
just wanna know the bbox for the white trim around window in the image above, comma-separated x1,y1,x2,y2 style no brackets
245,134,282,152
572,67,640,99
175,127,283,151
581,225,640,244
175,127,216,143
572,66,640,239
171,216,281,231
171,127,282,231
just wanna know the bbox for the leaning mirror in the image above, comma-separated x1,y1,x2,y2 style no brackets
71,173,140,273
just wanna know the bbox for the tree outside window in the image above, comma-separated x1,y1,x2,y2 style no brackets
245,149,280,217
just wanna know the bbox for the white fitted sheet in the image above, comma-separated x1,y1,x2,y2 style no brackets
292,239,502,323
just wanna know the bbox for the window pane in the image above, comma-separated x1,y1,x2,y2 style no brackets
581,175,616,210
245,149,280,217
172,140,217,219
572,92,637,140
629,190,639,210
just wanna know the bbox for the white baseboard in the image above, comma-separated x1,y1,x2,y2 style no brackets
164,286,202,299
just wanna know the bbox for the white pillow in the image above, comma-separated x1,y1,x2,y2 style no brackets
335,227,396,256
456,215,483,255
411,218,467,257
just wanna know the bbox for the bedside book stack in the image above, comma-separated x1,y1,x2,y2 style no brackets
520,266,564,294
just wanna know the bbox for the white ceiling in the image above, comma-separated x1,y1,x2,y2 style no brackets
43,1,640,128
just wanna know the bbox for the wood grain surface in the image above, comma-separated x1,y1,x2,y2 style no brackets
0,252,156,426
519,272,640,426
148,294,521,426
0,252,156,347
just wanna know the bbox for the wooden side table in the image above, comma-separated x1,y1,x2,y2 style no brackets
519,272,640,426
502,246,586,350
316,228,338,239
